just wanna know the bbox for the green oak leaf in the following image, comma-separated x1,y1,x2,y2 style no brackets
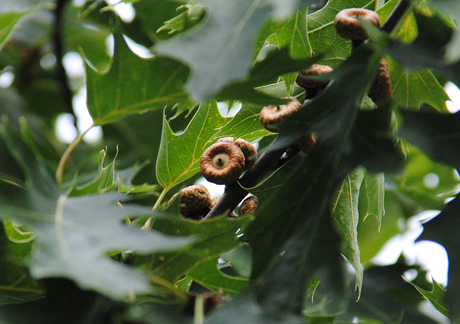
243,47,391,314
187,258,248,296
85,30,193,126
67,149,157,196
0,221,43,305
405,277,449,318
418,195,460,322
156,100,267,190
139,210,252,282
0,122,192,299
332,167,364,299
155,0,319,101
0,3,50,52
398,110,460,170
362,170,385,229
156,2,206,36
429,0,460,63
346,261,439,323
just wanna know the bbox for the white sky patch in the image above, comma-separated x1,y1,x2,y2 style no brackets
73,88,102,143
371,210,449,287
124,36,154,59
0,70,14,88
63,52,85,79
445,81,460,113
105,0,135,23
55,113,78,143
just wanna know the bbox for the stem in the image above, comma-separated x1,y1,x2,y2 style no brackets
381,0,411,34
142,187,169,230
56,125,93,186
150,275,188,304
194,294,204,324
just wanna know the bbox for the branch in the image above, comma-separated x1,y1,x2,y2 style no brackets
53,0,75,118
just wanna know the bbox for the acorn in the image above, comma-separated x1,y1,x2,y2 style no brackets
259,98,302,132
200,142,245,185
367,58,393,105
171,184,212,220
296,64,333,91
295,133,316,154
334,8,380,41
239,196,258,217
234,138,258,170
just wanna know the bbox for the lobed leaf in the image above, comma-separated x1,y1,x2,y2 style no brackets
332,167,364,299
187,258,248,296
86,30,193,126
0,122,192,299
154,0,319,101
156,100,267,190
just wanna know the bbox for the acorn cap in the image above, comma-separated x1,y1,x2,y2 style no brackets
200,142,245,185
296,64,333,90
239,196,258,217
259,98,302,132
234,138,258,170
173,184,212,220
295,133,316,154
368,58,393,105
334,8,380,41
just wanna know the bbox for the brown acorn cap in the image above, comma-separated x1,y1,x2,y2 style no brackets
259,98,302,132
295,133,316,154
334,8,380,41
216,137,235,144
234,138,258,170
239,196,258,217
296,64,333,90
368,58,393,105
200,142,245,185
173,184,212,220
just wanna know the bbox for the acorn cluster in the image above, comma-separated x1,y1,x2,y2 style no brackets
200,137,257,185
333,8,393,104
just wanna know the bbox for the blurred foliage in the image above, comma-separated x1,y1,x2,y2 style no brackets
0,0,459,323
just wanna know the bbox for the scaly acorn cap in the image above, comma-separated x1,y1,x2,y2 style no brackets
295,133,316,154
234,138,258,170
259,98,302,132
368,58,393,105
200,142,245,185
296,64,333,91
239,196,258,217
171,184,212,220
334,8,380,41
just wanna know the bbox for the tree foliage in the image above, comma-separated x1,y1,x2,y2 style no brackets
0,0,459,323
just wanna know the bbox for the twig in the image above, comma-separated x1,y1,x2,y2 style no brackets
53,0,75,119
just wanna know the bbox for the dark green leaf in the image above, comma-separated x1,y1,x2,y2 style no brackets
418,194,460,322
332,167,364,298
398,109,460,170
405,277,449,317
142,211,252,282
187,258,248,296
155,0,319,101
86,30,192,126
0,122,191,298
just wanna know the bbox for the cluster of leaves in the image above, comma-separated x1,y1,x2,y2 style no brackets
0,0,460,323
